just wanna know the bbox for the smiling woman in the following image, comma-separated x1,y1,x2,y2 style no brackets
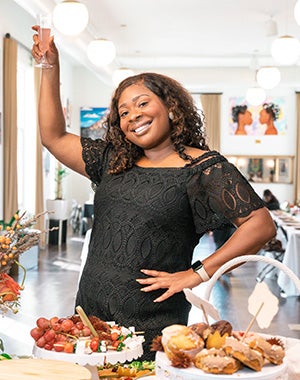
31,32,276,360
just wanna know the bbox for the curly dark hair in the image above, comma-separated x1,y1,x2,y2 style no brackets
103,72,209,174
231,105,248,123
262,102,280,121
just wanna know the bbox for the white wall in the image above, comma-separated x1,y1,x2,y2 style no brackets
63,66,112,205
1,1,299,220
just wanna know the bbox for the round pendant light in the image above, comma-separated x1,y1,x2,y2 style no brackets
271,35,300,65
294,0,300,25
246,86,266,106
87,39,116,66
52,1,89,36
256,66,281,89
112,68,134,86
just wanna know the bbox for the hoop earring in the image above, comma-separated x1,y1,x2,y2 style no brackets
168,111,174,120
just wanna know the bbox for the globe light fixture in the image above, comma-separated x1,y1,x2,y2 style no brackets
256,66,281,89
112,68,134,86
52,0,89,36
294,0,300,25
271,35,300,65
246,86,266,106
87,39,116,66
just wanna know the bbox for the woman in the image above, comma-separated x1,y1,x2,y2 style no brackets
231,105,253,135
259,103,280,135
263,189,280,211
32,31,276,359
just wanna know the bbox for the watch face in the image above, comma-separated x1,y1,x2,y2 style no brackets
192,260,203,271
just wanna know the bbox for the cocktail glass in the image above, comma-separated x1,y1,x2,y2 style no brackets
35,14,53,69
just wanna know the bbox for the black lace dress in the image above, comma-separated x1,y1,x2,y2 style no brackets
75,137,264,360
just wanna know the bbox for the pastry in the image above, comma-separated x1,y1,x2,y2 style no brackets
189,322,211,341
161,324,205,366
194,347,242,374
206,320,233,349
246,335,285,365
224,336,264,371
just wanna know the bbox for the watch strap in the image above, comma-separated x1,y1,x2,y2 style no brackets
191,260,210,281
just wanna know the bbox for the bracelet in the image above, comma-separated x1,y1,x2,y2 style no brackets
191,260,210,281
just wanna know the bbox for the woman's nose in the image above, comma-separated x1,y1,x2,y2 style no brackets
129,110,142,122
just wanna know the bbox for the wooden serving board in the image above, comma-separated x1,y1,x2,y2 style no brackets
0,358,92,380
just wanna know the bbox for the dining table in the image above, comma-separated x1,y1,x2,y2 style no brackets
270,209,300,297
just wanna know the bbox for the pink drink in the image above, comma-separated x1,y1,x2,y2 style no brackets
39,27,51,52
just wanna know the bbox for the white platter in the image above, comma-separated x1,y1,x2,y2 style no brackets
32,343,143,366
155,351,287,380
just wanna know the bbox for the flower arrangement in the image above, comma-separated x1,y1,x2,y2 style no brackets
0,211,50,315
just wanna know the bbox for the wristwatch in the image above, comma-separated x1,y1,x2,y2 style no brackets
191,260,210,281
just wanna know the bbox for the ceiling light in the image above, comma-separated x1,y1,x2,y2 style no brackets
256,67,281,89
271,35,300,65
265,18,278,37
112,68,134,86
87,39,116,66
294,0,300,25
246,86,266,106
53,1,89,36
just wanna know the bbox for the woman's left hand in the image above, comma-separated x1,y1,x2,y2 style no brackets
136,268,201,302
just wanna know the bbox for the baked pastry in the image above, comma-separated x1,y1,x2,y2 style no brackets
161,324,205,366
246,335,285,365
206,320,233,349
224,336,264,371
194,347,242,374
189,322,211,341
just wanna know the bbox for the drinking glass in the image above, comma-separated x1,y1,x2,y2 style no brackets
35,14,53,68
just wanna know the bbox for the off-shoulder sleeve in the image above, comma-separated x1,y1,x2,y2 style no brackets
187,155,265,235
80,137,110,186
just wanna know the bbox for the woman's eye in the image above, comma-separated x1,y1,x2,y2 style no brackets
139,101,148,108
120,110,128,118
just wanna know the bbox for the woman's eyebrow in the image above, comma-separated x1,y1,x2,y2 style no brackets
118,94,150,110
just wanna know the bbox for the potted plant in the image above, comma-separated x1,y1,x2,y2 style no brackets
54,161,68,200
46,162,70,221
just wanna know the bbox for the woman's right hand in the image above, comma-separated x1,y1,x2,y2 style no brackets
31,25,59,67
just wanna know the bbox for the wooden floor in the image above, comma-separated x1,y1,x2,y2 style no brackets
1,231,299,357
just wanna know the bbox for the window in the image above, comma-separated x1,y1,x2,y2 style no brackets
17,46,36,213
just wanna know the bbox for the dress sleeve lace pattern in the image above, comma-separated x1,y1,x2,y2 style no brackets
187,152,265,235
80,137,110,186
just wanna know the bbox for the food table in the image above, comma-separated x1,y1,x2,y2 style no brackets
0,358,91,380
270,210,300,296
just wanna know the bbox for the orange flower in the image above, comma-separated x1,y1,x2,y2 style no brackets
0,273,22,301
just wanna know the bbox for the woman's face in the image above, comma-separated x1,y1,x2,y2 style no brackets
244,110,253,125
259,109,270,124
118,84,171,149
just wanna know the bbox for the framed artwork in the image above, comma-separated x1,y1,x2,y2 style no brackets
80,107,109,140
277,157,291,182
227,155,293,183
228,96,287,136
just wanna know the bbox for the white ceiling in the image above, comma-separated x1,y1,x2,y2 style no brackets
14,0,300,85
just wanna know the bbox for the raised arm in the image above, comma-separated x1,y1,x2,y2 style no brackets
32,26,87,177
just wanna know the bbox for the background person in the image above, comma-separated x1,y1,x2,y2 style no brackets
263,189,280,210
32,31,276,360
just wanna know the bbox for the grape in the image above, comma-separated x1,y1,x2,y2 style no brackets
36,317,50,330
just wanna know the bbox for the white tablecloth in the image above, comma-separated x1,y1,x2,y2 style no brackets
277,228,300,296
271,210,300,297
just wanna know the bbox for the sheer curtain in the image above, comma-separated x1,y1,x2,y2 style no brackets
34,69,46,243
295,92,300,204
3,35,18,221
200,93,222,151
